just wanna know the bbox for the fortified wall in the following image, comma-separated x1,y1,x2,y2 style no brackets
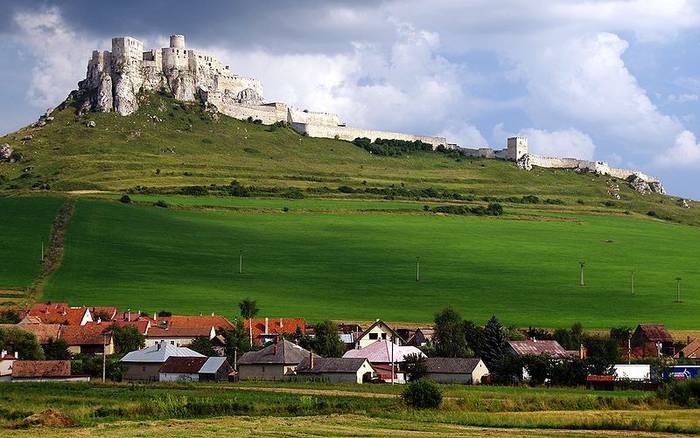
71,33,663,193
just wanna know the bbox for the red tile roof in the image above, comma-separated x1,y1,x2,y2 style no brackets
244,318,305,345
3,323,62,344
110,320,151,335
27,303,90,326
508,340,574,359
159,356,209,374
60,323,112,346
147,325,213,338
89,306,118,320
12,360,71,378
677,339,700,359
167,315,235,331
635,324,673,342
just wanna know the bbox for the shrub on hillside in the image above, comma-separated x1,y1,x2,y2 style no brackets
154,200,168,208
179,186,208,196
119,195,131,204
401,380,442,409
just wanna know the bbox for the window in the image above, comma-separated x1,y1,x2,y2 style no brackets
369,333,378,340
170,341,174,345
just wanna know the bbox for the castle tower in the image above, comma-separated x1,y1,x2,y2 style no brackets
507,136,528,161
170,34,186,49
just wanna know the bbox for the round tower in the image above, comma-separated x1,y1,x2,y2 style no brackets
169,34,185,49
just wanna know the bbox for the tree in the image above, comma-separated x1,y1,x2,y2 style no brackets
481,315,508,370
189,336,217,356
433,307,469,358
403,352,427,381
401,380,442,408
311,320,345,357
463,320,484,357
0,310,20,324
0,327,44,359
238,298,259,347
110,324,145,355
43,338,71,360
522,354,552,385
219,319,253,367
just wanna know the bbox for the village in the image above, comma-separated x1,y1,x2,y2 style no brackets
0,302,697,389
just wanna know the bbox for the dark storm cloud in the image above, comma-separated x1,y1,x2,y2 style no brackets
0,0,384,53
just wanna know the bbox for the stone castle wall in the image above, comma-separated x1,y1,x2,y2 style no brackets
290,122,448,148
520,154,660,184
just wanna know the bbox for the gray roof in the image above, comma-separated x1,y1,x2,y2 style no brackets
120,343,204,363
297,357,370,374
238,339,312,365
199,356,228,374
424,357,483,374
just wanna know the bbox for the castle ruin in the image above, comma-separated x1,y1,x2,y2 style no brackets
72,34,663,194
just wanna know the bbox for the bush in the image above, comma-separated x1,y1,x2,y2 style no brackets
154,200,168,208
119,195,131,204
179,186,208,196
658,379,700,407
401,380,442,409
337,185,355,193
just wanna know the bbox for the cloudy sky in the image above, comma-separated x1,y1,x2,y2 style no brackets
2,0,700,198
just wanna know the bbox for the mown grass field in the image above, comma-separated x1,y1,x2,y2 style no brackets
0,381,697,436
0,197,61,289
10,196,691,328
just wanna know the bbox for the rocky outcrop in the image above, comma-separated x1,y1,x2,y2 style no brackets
0,144,12,161
516,154,532,171
236,88,263,105
626,174,665,195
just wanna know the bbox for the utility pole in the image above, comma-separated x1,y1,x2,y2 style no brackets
676,277,682,303
415,257,420,282
579,261,585,287
239,249,243,274
40,241,44,262
631,270,635,295
627,332,632,365
391,334,395,385
102,333,107,383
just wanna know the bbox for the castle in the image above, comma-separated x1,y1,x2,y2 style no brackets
73,34,663,194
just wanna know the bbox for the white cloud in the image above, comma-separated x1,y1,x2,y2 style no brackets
518,128,596,159
655,130,700,167
439,123,488,148
668,93,700,103
12,7,102,110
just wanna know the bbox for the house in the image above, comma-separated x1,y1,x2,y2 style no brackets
337,323,363,349
343,340,425,383
61,322,114,355
677,339,700,360
144,314,234,347
411,327,435,347
296,356,375,383
24,303,92,326
237,339,315,380
120,342,204,382
244,317,306,346
0,322,62,346
354,320,405,349
631,324,674,357
159,356,233,382
11,360,90,382
0,350,18,382
507,340,576,359
423,357,489,384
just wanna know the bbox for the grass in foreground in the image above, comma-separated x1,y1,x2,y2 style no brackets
0,382,698,436
38,197,700,328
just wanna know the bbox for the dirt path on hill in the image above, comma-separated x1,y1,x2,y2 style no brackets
26,198,76,304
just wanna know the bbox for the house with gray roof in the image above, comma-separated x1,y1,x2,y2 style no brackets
423,357,489,384
120,342,204,382
296,357,375,384
237,339,316,380
159,356,232,382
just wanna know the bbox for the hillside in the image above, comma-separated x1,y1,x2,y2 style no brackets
1,92,699,329
0,92,696,224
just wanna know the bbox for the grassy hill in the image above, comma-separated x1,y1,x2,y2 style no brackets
1,92,699,328
0,93,696,224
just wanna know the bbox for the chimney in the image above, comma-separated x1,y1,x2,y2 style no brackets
280,318,283,329
153,312,156,320
127,308,131,322
579,344,587,360
14,351,19,359
265,317,269,334
309,351,315,369
211,312,215,316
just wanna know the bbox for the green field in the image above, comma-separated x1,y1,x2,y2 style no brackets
2,381,697,436
12,196,691,328
0,197,61,289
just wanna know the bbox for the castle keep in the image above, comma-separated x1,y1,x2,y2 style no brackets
73,34,663,194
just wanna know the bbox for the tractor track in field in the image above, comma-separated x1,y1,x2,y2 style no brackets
26,198,76,305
